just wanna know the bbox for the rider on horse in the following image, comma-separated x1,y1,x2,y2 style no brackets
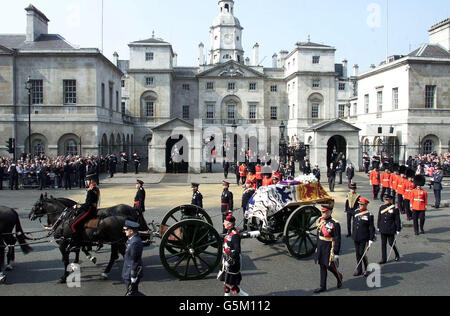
69,173,100,251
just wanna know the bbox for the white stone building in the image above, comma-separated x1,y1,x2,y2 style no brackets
345,18,450,167
0,5,132,158
117,0,356,173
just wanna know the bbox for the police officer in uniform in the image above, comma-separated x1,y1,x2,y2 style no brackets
377,194,401,264
122,220,144,296
352,197,376,277
432,167,443,209
134,180,148,231
70,173,100,251
314,205,343,294
191,183,203,208
345,182,360,237
221,181,234,234
220,214,248,297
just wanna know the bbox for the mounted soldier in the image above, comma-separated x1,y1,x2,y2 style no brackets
69,172,100,251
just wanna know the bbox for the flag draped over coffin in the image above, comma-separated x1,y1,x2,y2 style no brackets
245,182,334,229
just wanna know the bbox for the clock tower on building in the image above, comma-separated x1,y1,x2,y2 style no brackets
210,0,244,65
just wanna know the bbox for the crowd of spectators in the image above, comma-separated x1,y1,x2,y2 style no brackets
0,153,127,190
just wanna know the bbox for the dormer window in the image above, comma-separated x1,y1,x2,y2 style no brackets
146,52,154,61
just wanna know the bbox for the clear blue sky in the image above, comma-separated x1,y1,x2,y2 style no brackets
1,0,449,72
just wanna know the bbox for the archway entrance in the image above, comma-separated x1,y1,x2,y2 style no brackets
166,135,189,173
327,135,347,167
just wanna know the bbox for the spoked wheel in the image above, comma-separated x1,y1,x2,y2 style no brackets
161,205,213,227
283,206,321,259
160,219,222,280
257,233,278,245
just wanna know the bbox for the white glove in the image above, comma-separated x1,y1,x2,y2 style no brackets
368,240,373,247
131,277,137,284
334,255,339,260
72,205,77,209
396,231,400,235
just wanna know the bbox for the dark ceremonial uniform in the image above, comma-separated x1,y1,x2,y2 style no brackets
314,216,342,291
352,208,375,275
70,183,100,249
122,225,144,296
241,188,255,230
345,192,360,237
432,171,443,208
134,186,148,230
221,188,234,233
220,228,242,287
377,202,401,263
191,190,203,209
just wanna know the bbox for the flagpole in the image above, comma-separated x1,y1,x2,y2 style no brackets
101,0,104,53
386,0,389,60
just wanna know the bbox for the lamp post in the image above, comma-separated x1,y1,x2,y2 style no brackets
279,121,287,164
25,77,32,156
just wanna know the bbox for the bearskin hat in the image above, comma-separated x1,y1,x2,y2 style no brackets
414,175,426,187
399,165,407,175
392,163,400,172
406,169,415,179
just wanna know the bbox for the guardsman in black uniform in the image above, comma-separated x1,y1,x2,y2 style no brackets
134,180,148,230
220,214,248,297
313,205,343,294
70,173,100,251
191,183,203,208
377,194,401,264
133,152,140,174
345,182,360,237
241,182,256,231
122,220,144,296
221,181,234,234
351,197,376,277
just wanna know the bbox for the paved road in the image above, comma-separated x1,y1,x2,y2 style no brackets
0,173,449,296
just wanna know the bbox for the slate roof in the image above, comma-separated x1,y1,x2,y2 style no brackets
0,34,76,51
295,41,333,48
407,44,450,59
130,38,170,45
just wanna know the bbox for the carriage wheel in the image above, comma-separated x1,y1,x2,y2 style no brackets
161,205,213,227
160,219,222,281
283,206,321,259
257,233,278,245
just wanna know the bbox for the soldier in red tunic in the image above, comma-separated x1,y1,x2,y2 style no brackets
411,175,428,235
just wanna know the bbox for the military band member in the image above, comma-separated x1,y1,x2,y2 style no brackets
345,182,360,237
369,167,381,200
380,168,392,201
221,181,234,233
134,180,148,230
122,220,144,296
313,205,343,294
411,175,428,235
377,195,401,264
352,197,376,277
220,214,248,296
191,183,203,209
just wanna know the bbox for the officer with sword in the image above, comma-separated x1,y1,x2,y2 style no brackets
377,194,401,264
351,197,376,277
313,205,343,294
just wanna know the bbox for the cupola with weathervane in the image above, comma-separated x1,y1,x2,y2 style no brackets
210,0,244,65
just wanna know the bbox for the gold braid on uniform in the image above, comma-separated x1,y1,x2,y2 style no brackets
347,193,360,209
316,218,336,265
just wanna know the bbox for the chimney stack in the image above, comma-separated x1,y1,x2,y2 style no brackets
198,43,205,66
25,5,49,42
113,52,119,66
353,64,359,77
370,64,376,70
272,53,278,68
245,57,250,66
278,50,289,68
342,59,348,78
173,53,178,67
253,43,260,66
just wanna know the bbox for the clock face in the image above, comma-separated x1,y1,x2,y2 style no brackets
224,33,233,44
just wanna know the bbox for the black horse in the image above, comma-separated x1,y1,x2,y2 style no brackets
0,206,33,283
29,196,143,283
